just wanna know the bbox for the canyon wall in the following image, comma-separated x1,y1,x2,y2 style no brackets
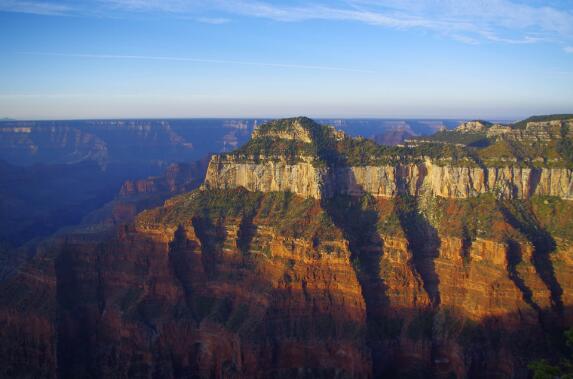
204,156,573,200
204,155,327,199
0,193,373,378
2,190,569,378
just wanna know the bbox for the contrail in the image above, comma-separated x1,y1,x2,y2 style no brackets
18,52,376,73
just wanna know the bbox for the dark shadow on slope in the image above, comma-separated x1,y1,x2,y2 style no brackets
506,239,541,314
501,204,563,314
396,195,441,307
461,227,473,265
312,127,392,376
322,194,390,377
191,216,226,279
529,168,543,196
169,225,200,322
55,244,99,379
237,207,259,256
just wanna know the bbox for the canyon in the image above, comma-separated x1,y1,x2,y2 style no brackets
1,116,573,378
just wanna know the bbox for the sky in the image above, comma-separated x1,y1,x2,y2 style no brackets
0,0,572,120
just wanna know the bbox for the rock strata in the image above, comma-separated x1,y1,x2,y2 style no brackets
205,157,573,200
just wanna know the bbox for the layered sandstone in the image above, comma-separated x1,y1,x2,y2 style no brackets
0,191,373,378
203,117,573,201
204,154,326,199
1,185,572,378
205,157,573,200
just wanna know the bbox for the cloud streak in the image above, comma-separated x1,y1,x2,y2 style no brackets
18,52,376,73
2,0,572,49
195,16,230,24
99,0,573,46
221,0,573,44
0,0,71,15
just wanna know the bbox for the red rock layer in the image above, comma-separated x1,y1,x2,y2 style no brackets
0,191,571,378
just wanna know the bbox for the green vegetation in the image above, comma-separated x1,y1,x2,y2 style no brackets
232,136,315,164
405,115,573,168
230,117,331,164
336,138,478,167
528,328,573,379
513,114,573,129
228,115,573,169
418,130,490,147
422,193,573,246
414,194,507,241
530,196,573,241
557,123,573,166
253,116,315,134
227,117,481,167
477,140,516,161
138,188,342,243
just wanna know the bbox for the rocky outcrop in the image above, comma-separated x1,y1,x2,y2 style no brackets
205,156,573,200
252,119,313,143
456,120,491,133
203,155,327,199
482,119,573,141
120,160,209,198
453,118,573,142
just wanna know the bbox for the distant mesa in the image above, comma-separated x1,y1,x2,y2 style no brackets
203,114,573,201
455,120,492,132
251,116,315,143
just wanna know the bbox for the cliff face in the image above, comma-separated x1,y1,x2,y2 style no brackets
204,155,326,199
120,159,209,198
0,191,372,378
203,117,573,201
205,157,573,200
2,187,571,378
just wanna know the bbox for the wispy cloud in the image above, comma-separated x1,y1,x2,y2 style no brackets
3,0,573,49
101,0,573,46
565,46,573,54
101,0,206,13
18,52,376,73
0,0,71,15
195,16,230,24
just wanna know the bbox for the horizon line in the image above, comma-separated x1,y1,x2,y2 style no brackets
0,115,528,122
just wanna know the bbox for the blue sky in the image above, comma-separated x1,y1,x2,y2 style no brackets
0,0,572,120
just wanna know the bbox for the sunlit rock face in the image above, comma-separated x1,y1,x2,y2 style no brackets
204,155,327,199
204,116,573,201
